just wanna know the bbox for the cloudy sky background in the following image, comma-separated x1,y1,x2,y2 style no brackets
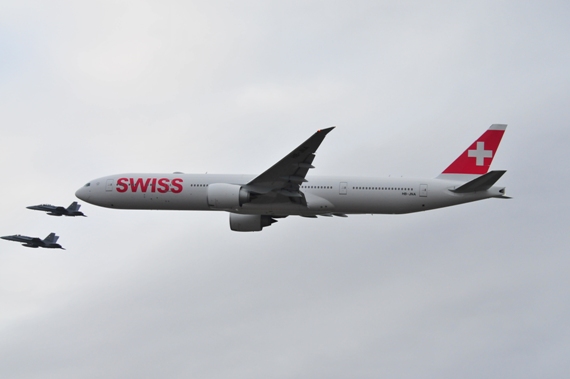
1,1,569,378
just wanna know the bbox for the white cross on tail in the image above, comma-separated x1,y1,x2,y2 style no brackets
468,141,493,166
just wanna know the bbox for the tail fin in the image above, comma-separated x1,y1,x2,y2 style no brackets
67,202,80,211
44,233,59,243
438,124,507,180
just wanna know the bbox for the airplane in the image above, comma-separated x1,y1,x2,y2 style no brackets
1,233,65,249
27,201,86,217
75,124,509,232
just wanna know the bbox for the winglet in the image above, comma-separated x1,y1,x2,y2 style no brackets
317,126,335,134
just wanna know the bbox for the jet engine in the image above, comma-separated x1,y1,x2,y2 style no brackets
229,214,277,232
207,183,250,209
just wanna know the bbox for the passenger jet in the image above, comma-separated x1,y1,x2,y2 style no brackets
76,125,509,231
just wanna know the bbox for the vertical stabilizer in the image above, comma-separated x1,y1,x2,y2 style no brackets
438,124,506,181
44,233,59,243
68,202,80,211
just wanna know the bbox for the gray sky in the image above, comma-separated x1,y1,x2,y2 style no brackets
1,1,569,378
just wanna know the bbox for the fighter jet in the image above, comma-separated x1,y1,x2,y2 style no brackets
1,233,65,249
27,202,86,217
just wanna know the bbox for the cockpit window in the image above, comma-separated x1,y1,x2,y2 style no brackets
85,183,91,187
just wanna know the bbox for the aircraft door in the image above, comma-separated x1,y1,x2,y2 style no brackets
339,182,347,195
106,179,114,192
419,184,428,197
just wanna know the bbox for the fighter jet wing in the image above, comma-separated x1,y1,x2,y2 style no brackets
245,128,335,202
27,204,58,213
1,235,29,243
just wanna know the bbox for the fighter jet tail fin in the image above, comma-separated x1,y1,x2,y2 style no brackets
67,202,81,211
44,233,59,244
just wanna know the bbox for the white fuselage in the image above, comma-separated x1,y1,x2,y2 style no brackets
75,173,504,216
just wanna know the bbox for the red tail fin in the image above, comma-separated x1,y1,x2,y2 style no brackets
442,124,507,175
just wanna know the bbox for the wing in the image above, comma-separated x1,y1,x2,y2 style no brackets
245,127,335,204
10,235,31,243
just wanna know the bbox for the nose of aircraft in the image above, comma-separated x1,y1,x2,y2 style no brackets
75,185,90,202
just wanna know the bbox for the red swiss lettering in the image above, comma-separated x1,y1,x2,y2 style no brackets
116,177,183,194
130,178,152,192
157,178,170,193
171,178,183,193
116,178,128,193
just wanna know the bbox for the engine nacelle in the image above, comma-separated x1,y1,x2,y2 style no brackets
229,214,277,232
207,183,250,209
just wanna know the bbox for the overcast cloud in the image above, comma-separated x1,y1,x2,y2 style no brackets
1,1,569,378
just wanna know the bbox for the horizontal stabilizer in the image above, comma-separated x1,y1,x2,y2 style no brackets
452,170,506,193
